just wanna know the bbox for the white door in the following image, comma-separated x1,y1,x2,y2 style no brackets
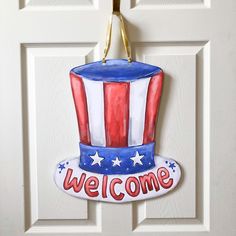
1,0,235,235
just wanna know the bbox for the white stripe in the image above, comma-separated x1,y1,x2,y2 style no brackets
83,78,106,146
129,77,151,146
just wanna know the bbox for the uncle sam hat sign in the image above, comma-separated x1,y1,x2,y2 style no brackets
54,11,181,203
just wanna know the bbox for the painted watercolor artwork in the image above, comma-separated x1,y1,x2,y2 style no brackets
54,59,181,203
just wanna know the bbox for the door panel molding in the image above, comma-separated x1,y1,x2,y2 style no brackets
132,41,210,232
21,43,102,233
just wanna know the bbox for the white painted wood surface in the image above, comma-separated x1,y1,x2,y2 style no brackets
0,0,235,235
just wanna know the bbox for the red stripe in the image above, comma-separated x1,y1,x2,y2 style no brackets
70,73,91,145
104,82,130,147
143,71,164,144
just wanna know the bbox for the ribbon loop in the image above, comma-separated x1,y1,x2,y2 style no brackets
102,12,132,63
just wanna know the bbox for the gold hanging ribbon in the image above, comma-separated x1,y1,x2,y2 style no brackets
102,10,132,63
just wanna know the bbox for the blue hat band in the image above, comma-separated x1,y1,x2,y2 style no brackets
79,143,155,175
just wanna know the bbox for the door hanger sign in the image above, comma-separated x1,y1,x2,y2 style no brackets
54,11,181,203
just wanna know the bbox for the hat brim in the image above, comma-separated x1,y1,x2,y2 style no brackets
54,155,181,203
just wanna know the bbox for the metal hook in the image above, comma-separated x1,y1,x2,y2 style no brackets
113,0,120,15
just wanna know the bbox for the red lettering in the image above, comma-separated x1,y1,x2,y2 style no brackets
125,177,140,197
139,172,159,194
102,175,108,198
110,178,124,201
84,176,99,197
157,167,173,189
63,168,86,192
